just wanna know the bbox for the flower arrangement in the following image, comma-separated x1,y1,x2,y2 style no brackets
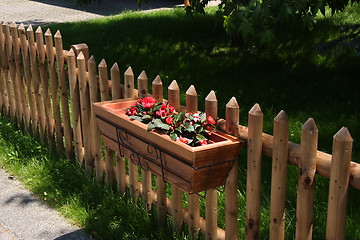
125,97,216,146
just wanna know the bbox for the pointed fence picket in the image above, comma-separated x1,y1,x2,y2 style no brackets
0,21,359,240
55,30,73,158
44,29,64,153
270,110,289,240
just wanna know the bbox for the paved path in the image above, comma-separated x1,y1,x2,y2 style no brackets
0,0,182,26
0,168,92,240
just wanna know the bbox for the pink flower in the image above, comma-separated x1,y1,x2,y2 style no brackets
165,117,173,125
193,113,201,122
169,107,176,113
206,116,216,125
142,97,156,109
156,110,167,117
179,137,189,144
199,139,208,146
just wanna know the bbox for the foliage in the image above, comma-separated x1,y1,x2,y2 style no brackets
217,0,360,46
125,97,216,146
74,0,360,46
47,6,360,238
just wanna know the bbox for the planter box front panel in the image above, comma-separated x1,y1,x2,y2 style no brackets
93,99,243,193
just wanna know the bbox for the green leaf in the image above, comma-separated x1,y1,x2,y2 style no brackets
153,119,170,130
148,123,155,131
130,116,142,122
196,134,207,141
173,111,185,123
184,123,195,132
197,126,204,133
239,20,255,40
141,115,152,121
170,132,178,141
175,125,182,133
199,113,206,123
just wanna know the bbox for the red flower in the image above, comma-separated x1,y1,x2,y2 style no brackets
165,117,173,125
199,139,208,146
205,125,214,132
161,102,167,110
126,106,138,116
169,107,175,113
179,137,189,144
142,97,156,109
206,116,216,125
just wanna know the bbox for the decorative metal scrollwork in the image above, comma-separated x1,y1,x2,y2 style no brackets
116,127,161,172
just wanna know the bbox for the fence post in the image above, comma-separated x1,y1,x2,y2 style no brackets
246,103,263,240
152,75,167,226
35,26,55,150
67,49,84,164
270,110,289,240
111,63,126,193
1,23,13,118
326,127,352,240
54,30,73,158
225,97,240,240
168,80,183,232
152,75,163,102
71,43,89,68
125,66,140,202
205,90,218,240
0,23,9,114
18,24,37,135
88,56,105,181
44,29,64,153
78,52,93,175
5,22,21,123
138,70,152,210
27,25,46,141
11,22,28,130
296,118,317,240
186,85,200,238
98,59,116,184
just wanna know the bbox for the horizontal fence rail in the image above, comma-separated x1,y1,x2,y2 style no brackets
0,21,358,240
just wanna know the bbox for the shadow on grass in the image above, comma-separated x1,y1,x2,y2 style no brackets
0,115,181,240
49,8,360,147
47,9,360,238
1,5,360,239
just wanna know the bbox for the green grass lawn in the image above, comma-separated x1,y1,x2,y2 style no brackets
1,3,360,239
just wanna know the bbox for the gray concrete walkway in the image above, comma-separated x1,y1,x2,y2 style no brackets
0,0,182,26
0,168,92,240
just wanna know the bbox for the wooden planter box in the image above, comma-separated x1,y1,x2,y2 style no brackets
93,99,243,193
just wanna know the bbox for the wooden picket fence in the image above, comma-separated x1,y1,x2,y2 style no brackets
0,21,359,240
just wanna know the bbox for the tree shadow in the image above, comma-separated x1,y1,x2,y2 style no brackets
53,229,92,240
5,193,38,206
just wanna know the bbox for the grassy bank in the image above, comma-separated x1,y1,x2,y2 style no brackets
0,3,359,239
